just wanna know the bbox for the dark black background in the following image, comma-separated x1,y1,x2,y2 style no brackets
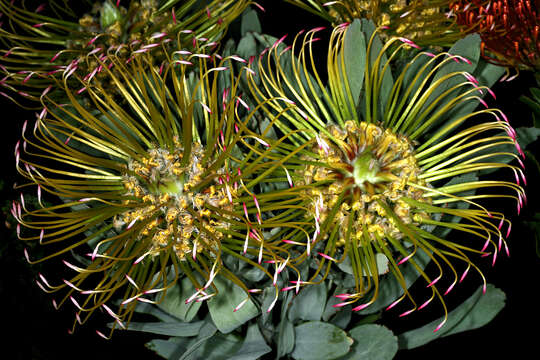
1,1,539,359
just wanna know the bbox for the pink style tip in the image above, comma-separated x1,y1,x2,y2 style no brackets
433,321,445,333
418,298,432,311
385,298,401,311
399,309,415,317
352,303,370,311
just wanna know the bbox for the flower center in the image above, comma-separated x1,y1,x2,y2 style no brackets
120,138,232,260
301,121,429,245
352,150,382,189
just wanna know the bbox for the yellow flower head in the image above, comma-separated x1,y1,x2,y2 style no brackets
286,0,461,47
13,35,290,337
245,20,524,331
0,0,250,107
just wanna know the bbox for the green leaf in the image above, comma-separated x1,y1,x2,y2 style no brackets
431,172,478,239
477,127,540,175
531,87,540,102
431,34,481,94
517,126,540,148
343,19,366,107
125,321,204,337
133,302,182,322
100,0,122,28
520,95,540,118
228,323,272,360
441,60,505,124
473,61,506,87
291,321,353,360
337,253,388,276
260,286,277,328
401,53,434,104
240,8,261,35
360,19,394,118
237,33,257,62
160,323,269,360
323,285,346,321
191,333,243,360
357,249,431,315
337,324,398,360
146,337,193,359
207,275,259,334
288,281,327,322
397,284,506,349
329,308,352,330
524,214,540,258
157,276,202,322
420,34,481,130
277,318,295,359
276,288,295,358
178,319,218,360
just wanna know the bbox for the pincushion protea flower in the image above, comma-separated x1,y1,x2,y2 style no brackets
285,0,461,46
0,0,250,107
245,21,525,330
451,0,540,72
12,39,291,337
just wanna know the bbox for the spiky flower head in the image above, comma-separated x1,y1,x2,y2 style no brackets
285,0,461,46
12,36,290,337
0,0,250,107
451,0,540,71
246,20,525,330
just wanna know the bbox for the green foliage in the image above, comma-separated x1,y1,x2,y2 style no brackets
207,276,259,334
7,2,526,359
128,18,517,359
291,321,352,360
397,284,506,349
136,273,506,359
100,0,123,28
520,73,540,125
523,151,540,258
288,281,327,322
338,324,398,360
157,277,202,322
241,7,262,35
356,250,431,315
342,19,366,107
228,324,272,360
122,321,204,337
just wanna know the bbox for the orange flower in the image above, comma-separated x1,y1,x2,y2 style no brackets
452,0,540,71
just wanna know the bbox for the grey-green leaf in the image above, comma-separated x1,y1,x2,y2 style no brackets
357,249,431,315
157,276,202,322
338,324,398,360
360,19,394,118
179,319,218,360
207,275,259,333
477,126,540,175
440,60,505,124
190,333,243,360
291,321,352,360
343,19,366,107
100,0,122,28
126,321,203,337
133,302,181,322
398,284,506,349
146,337,193,359
240,7,261,35
288,281,327,322
432,34,481,91
228,323,272,360
420,34,481,130
277,318,295,359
